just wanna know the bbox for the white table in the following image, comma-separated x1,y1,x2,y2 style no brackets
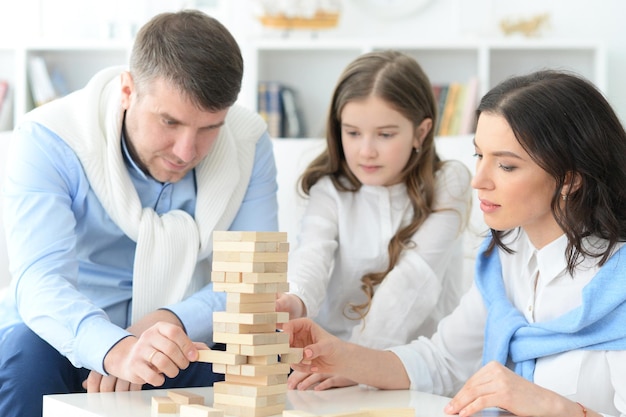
43,385,515,417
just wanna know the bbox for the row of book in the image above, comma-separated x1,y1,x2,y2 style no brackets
433,77,479,137
0,79,11,131
28,56,69,109
258,81,306,139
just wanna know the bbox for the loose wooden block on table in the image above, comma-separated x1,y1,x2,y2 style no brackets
167,389,204,405
151,396,177,415
179,404,224,417
282,411,318,417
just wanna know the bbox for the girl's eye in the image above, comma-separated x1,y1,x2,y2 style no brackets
498,162,515,172
379,132,394,139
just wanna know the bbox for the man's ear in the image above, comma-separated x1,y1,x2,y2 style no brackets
413,118,433,150
120,71,134,110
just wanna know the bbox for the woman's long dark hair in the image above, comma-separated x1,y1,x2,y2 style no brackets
478,70,626,272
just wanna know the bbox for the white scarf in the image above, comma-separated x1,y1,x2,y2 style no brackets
24,67,267,322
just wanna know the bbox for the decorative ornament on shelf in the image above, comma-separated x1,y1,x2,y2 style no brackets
500,13,551,38
256,0,341,31
351,0,435,20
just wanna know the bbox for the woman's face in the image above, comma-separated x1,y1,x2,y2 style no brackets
471,113,563,248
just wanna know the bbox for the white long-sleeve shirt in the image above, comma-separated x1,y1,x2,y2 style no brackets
288,160,472,349
390,231,626,417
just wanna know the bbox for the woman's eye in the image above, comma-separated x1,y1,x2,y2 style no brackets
472,152,483,159
498,163,515,172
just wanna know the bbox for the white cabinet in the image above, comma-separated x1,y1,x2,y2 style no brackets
240,38,606,138
0,38,606,135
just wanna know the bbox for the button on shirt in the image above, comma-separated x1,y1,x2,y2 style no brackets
0,121,278,374
390,231,626,416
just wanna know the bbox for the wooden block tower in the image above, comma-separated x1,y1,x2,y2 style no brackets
207,231,302,417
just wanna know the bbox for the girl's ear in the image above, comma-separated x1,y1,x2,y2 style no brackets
561,171,582,198
414,118,433,150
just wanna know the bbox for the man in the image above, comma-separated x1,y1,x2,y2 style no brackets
0,10,278,417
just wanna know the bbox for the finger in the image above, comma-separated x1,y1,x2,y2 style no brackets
147,349,180,380
86,371,103,393
114,378,131,392
98,375,118,392
130,383,143,391
154,323,197,365
287,370,311,390
315,375,337,391
297,373,324,391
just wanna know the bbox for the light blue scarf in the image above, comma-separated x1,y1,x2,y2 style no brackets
475,236,626,381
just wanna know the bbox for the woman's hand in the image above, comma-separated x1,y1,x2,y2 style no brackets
445,361,589,417
276,293,307,319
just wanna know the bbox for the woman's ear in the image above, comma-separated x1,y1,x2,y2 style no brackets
414,118,433,150
562,171,583,198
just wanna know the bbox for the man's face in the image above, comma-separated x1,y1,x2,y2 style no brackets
120,72,228,183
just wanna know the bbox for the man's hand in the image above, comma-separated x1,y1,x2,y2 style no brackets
101,321,200,389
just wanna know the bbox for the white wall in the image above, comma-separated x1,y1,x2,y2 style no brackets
1,0,625,121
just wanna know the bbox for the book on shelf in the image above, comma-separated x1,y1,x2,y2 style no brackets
258,81,305,139
432,77,479,137
28,56,58,107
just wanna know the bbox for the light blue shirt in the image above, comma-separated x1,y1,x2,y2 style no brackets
0,121,278,374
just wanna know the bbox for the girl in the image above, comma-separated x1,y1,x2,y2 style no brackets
284,70,626,417
276,50,472,390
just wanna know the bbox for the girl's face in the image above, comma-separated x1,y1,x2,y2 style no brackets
472,113,563,249
340,95,427,187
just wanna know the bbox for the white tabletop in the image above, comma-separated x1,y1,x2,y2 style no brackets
43,385,515,417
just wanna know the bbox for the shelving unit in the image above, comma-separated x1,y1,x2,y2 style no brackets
241,38,606,138
0,38,606,136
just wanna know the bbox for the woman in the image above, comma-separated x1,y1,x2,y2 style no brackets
283,70,626,417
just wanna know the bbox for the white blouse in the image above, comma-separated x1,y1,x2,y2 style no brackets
288,160,472,349
390,231,626,417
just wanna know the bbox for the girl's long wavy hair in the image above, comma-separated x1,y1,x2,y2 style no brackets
299,50,442,319
479,70,626,272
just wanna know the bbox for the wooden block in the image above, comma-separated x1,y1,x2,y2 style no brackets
216,362,291,377
213,402,286,417
213,231,287,242
226,301,276,313
213,251,288,262
239,342,291,357
179,404,224,417
239,362,291,376
213,331,289,346
225,373,288,386
196,349,246,365
213,282,290,294
151,396,177,415
283,411,318,417
212,261,287,273
279,348,304,364
363,408,415,417
167,390,204,405
247,354,279,365
214,322,276,334
227,292,276,304
211,271,226,282
213,392,286,408
213,241,289,253
213,311,288,325
241,272,288,284
214,381,288,397
324,412,369,417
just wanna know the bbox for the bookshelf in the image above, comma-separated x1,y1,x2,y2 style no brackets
240,38,606,138
0,39,606,135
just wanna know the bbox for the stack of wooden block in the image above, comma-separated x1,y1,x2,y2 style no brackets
208,231,303,417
